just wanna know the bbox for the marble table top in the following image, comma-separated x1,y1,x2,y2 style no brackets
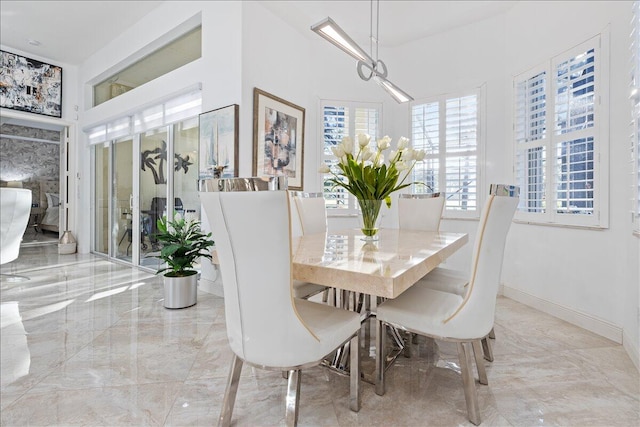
292,229,468,299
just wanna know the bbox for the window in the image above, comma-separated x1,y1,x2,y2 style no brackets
514,34,608,228
93,26,202,107
320,100,381,215
632,2,640,233
411,90,482,218
87,90,201,145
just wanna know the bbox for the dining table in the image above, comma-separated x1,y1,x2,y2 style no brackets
292,228,468,382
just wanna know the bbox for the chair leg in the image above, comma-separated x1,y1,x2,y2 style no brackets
218,355,243,427
285,369,301,427
403,331,412,358
488,327,496,339
456,342,481,426
349,334,361,412
322,288,329,303
375,320,386,396
472,340,488,385
481,336,494,362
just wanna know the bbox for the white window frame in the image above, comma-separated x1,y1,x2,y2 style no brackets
632,2,640,234
513,33,609,229
319,99,382,217
410,87,485,220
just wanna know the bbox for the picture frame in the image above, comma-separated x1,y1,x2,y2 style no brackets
199,104,239,179
253,88,305,190
0,50,63,118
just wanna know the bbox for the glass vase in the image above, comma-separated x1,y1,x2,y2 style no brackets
358,199,383,241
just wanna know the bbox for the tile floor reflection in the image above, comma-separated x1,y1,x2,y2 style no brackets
1,246,638,426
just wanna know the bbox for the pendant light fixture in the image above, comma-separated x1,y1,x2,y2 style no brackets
311,0,413,103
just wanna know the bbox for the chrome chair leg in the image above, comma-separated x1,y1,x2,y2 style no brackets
403,331,412,358
472,340,488,385
481,336,494,362
456,342,481,426
218,355,243,427
349,334,361,412
285,369,301,427
375,320,386,396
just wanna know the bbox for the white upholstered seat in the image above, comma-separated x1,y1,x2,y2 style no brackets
375,184,519,425
199,177,361,427
1,188,32,281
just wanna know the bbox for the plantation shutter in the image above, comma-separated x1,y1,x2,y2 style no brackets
553,45,596,216
445,95,478,211
321,101,381,213
515,70,548,213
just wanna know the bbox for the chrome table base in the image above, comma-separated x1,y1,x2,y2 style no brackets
319,291,407,385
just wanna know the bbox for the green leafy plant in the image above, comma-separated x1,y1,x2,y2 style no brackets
319,134,426,208
153,215,215,277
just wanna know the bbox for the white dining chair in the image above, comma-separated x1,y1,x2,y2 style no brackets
374,184,519,425
288,191,330,300
398,192,463,289
0,188,32,282
398,192,445,232
291,191,327,235
199,177,362,427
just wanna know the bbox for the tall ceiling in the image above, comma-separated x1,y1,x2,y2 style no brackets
0,1,164,65
1,1,517,66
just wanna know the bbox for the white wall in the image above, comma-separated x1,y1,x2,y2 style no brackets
76,1,243,253
503,1,640,354
376,0,638,365
501,1,638,362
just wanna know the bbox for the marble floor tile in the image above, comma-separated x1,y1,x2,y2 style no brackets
0,246,638,426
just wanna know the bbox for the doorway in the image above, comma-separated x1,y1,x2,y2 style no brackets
0,116,66,247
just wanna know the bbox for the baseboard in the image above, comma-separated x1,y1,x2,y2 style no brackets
502,285,623,344
623,329,640,372
198,278,223,297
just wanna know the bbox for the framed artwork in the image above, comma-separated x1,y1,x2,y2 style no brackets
0,50,63,118
199,104,239,179
253,88,305,190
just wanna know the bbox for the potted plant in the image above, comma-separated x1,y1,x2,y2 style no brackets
153,214,215,309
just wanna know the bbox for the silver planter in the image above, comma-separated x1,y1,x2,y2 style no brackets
163,273,197,309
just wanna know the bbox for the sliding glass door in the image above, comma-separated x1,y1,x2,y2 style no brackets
139,128,168,269
91,113,202,271
112,137,134,261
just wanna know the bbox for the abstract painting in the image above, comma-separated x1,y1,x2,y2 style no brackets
253,88,304,190
0,50,63,118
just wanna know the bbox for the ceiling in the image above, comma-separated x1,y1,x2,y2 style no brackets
0,1,164,65
1,1,517,66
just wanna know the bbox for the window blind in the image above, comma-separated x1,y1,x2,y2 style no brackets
86,90,201,145
321,101,381,213
513,34,605,227
411,91,480,215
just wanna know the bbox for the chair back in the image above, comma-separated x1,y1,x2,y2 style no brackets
199,177,322,367
444,184,519,338
291,192,327,235
0,188,32,264
398,193,445,231
288,191,304,238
